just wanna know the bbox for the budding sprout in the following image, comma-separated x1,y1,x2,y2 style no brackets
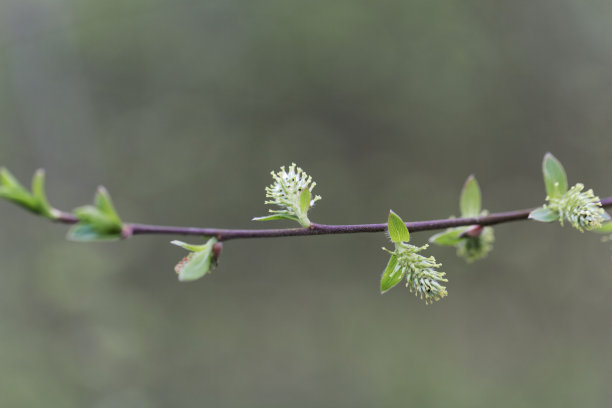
457,226,495,262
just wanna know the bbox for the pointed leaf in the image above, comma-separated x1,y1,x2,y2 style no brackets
170,240,211,252
380,254,404,293
542,153,568,199
429,227,470,246
0,185,37,209
252,214,300,222
173,239,216,282
528,207,560,222
67,224,122,242
594,221,612,234
31,169,54,217
0,167,23,189
0,168,38,210
299,188,311,216
387,210,410,243
94,186,122,225
460,175,482,217
175,250,212,282
73,205,122,233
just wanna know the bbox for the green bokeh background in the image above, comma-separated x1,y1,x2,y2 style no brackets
2,1,612,407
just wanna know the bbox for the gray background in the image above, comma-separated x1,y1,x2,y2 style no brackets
1,1,612,407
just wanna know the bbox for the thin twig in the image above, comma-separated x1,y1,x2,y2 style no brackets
51,197,612,242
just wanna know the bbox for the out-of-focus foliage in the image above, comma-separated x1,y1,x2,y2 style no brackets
2,0,612,406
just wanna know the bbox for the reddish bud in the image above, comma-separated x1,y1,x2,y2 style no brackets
460,225,483,238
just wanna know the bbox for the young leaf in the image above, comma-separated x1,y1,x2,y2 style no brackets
94,186,122,225
387,210,410,243
31,169,58,218
175,250,213,282
460,175,481,217
594,221,612,234
31,169,48,208
380,254,403,293
528,207,560,222
542,153,568,199
0,184,36,210
252,214,300,223
0,168,60,218
172,238,217,282
67,224,122,242
0,167,23,189
68,187,124,242
429,227,470,246
0,168,38,211
170,240,211,252
73,206,122,233
299,188,311,216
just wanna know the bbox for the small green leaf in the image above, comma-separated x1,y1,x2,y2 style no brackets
528,207,560,222
387,210,410,243
542,153,568,199
380,254,404,293
170,240,211,252
73,206,122,233
460,175,482,217
67,224,122,242
31,169,57,218
0,167,23,189
176,251,211,282
252,214,300,223
299,188,311,216
0,168,59,218
69,187,123,241
94,186,121,225
429,227,470,246
0,185,37,209
594,221,612,234
0,168,38,211
173,238,217,282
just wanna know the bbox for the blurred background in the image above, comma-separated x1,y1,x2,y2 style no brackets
1,0,612,406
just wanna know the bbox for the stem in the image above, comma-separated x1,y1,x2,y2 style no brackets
52,197,612,242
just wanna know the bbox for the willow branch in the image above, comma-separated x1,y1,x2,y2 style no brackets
49,196,612,242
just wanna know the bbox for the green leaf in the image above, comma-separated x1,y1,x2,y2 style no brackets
0,167,23,189
31,169,57,218
176,250,212,282
252,214,300,222
0,168,59,218
528,207,560,222
70,187,123,238
460,175,481,217
0,168,38,210
299,188,311,216
173,238,217,282
594,221,612,234
0,185,37,209
94,186,121,225
542,153,568,199
387,210,410,243
67,224,122,242
429,227,470,246
380,254,404,293
170,240,211,252
73,206,122,233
